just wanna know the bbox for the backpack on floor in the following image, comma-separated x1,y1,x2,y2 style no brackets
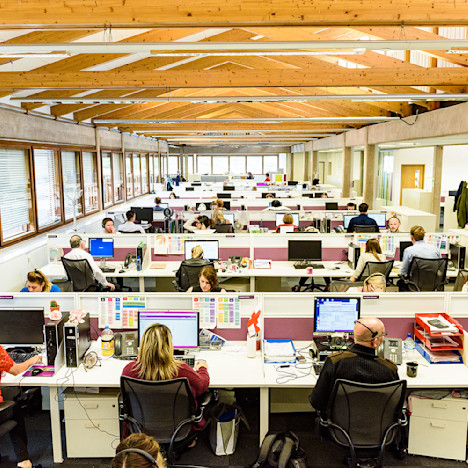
248,431,307,468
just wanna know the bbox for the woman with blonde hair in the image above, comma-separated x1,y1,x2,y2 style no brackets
350,238,386,282
348,273,387,293
111,433,166,468
275,213,298,233
20,269,61,292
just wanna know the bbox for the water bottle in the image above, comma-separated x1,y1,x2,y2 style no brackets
403,333,415,359
101,326,115,357
136,256,142,271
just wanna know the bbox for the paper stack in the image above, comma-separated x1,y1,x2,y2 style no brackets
264,339,296,363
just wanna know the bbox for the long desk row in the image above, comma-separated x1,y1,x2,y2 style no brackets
3,291,468,463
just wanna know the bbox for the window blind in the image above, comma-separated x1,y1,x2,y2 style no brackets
34,148,60,228
62,151,80,220
0,148,30,233
82,152,97,211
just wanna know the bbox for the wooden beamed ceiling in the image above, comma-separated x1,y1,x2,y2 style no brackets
0,4,468,146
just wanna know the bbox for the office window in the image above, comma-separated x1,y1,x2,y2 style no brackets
102,152,113,207
0,147,35,242
230,156,246,174
187,155,194,175
168,156,179,175
247,155,263,174
82,151,99,213
126,154,133,199
197,156,211,174
141,155,148,193
154,155,160,183
264,156,278,174
278,153,287,173
33,148,61,229
212,156,228,174
113,152,124,202
61,151,82,220
148,155,154,192
133,154,141,196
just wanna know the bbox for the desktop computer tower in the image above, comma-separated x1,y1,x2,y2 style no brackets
348,243,361,269
450,243,466,270
45,313,69,366
64,314,91,368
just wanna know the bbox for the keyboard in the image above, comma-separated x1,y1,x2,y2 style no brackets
313,361,325,375
310,263,324,269
176,356,195,367
8,351,39,363
101,267,116,273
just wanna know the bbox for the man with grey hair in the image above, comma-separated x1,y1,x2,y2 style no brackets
64,235,115,291
309,317,398,414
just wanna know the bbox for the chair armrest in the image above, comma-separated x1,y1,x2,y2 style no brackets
197,392,212,408
172,280,184,292
0,401,15,413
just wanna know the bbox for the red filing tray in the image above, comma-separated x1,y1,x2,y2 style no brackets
414,313,463,352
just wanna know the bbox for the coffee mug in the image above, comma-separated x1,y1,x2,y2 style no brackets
406,361,418,378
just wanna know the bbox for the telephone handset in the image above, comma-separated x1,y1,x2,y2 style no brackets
377,338,403,365
114,331,138,358
124,254,136,268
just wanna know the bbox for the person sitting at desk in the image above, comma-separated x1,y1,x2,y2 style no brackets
121,324,209,437
346,202,357,211
211,210,233,233
265,173,271,182
388,216,401,233
169,192,178,200
154,197,165,211
348,273,387,293
64,235,115,291
276,213,298,233
118,211,145,234
183,214,211,233
187,265,226,293
0,344,43,468
20,269,61,292
321,193,329,198
350,239,386,282
247,171,254,180
111,433,166,468
265,193,274,199
309,317,397,415
102,217,116,234
263,199,290,211
346,203,379,233
215,198,226,210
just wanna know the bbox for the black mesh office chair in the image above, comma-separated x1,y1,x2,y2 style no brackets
214,223,233,233
404,257,448,291
318,379,408,468
0,401,18,464
330,280,364,293
357,260,394,283
353,225,380,233
173,261,213,292
62,257,101,292
120,376,211,465
453,269,468,291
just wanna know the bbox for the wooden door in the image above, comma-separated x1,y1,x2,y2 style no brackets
400,164,425,204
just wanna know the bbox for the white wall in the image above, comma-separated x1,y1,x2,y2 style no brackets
292,152,305,180
441,145,468,193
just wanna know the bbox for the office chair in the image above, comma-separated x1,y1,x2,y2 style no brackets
318,379,408,468
353,225,380,233
120,376,212,465
329,280,364,293
173,261,213,292
401,257,448,292
453,269,468,291
214,223,233,234
0,401,18,464
62,257,101,292
357,260,394,283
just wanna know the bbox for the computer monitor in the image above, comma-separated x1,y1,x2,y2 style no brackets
399,240,413,261
262,192,276,198
325,202,339,211
224,213,235,224
288,181,298,186
184,240,219,261
195,202,208,211
314,193,324,198
192,182,202,186
138,310,199,349
343,214,354,228
368,213,387,228
0,308,45,346
288,240,322,261
186,186,195,192
224,186,235,191
131,207,154,223
449,190,457,197
276,212,299,226
222,201,231,210
314,297,361,334
159,203,168,209
89,238,114,258
217,193,231,199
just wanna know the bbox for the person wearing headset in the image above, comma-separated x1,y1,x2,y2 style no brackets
63,235,116,291
183,214,211,233
347,273,387,293
102,217,116,234
111,433,166,468
20,270,61,292
309,316,397,416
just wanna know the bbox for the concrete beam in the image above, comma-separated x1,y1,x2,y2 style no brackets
312,133,344,151
169,144,290,154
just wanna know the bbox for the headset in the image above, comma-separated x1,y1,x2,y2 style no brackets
102,217,113,228
363,272,386,291
115,448,159,467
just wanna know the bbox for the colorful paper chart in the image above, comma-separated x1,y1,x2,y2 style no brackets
99,296,145,328
193,296,241,329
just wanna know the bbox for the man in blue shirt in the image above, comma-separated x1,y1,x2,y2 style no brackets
346,203,379,233
153,197,164,211
400,225,441,276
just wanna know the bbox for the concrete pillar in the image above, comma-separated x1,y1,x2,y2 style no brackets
183,154,189,180
304,151,310,181
286,153,293,180
179,147,184,176
342,146,352,197
362,144,377,209
311,150,319,179
432,145,443,218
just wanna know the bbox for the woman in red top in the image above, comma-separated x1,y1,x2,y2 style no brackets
0,345,42,468
275,213,298,233
265,172,271,182
122,324,210,438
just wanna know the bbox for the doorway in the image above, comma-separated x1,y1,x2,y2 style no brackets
400,164,425,204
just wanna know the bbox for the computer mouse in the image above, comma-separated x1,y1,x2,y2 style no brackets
32,368,43,376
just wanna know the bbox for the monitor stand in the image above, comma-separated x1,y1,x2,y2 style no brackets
100,258,108,269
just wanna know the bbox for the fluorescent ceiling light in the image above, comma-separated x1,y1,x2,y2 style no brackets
148,50,365,57
0,53,71,58
1,40,468,55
